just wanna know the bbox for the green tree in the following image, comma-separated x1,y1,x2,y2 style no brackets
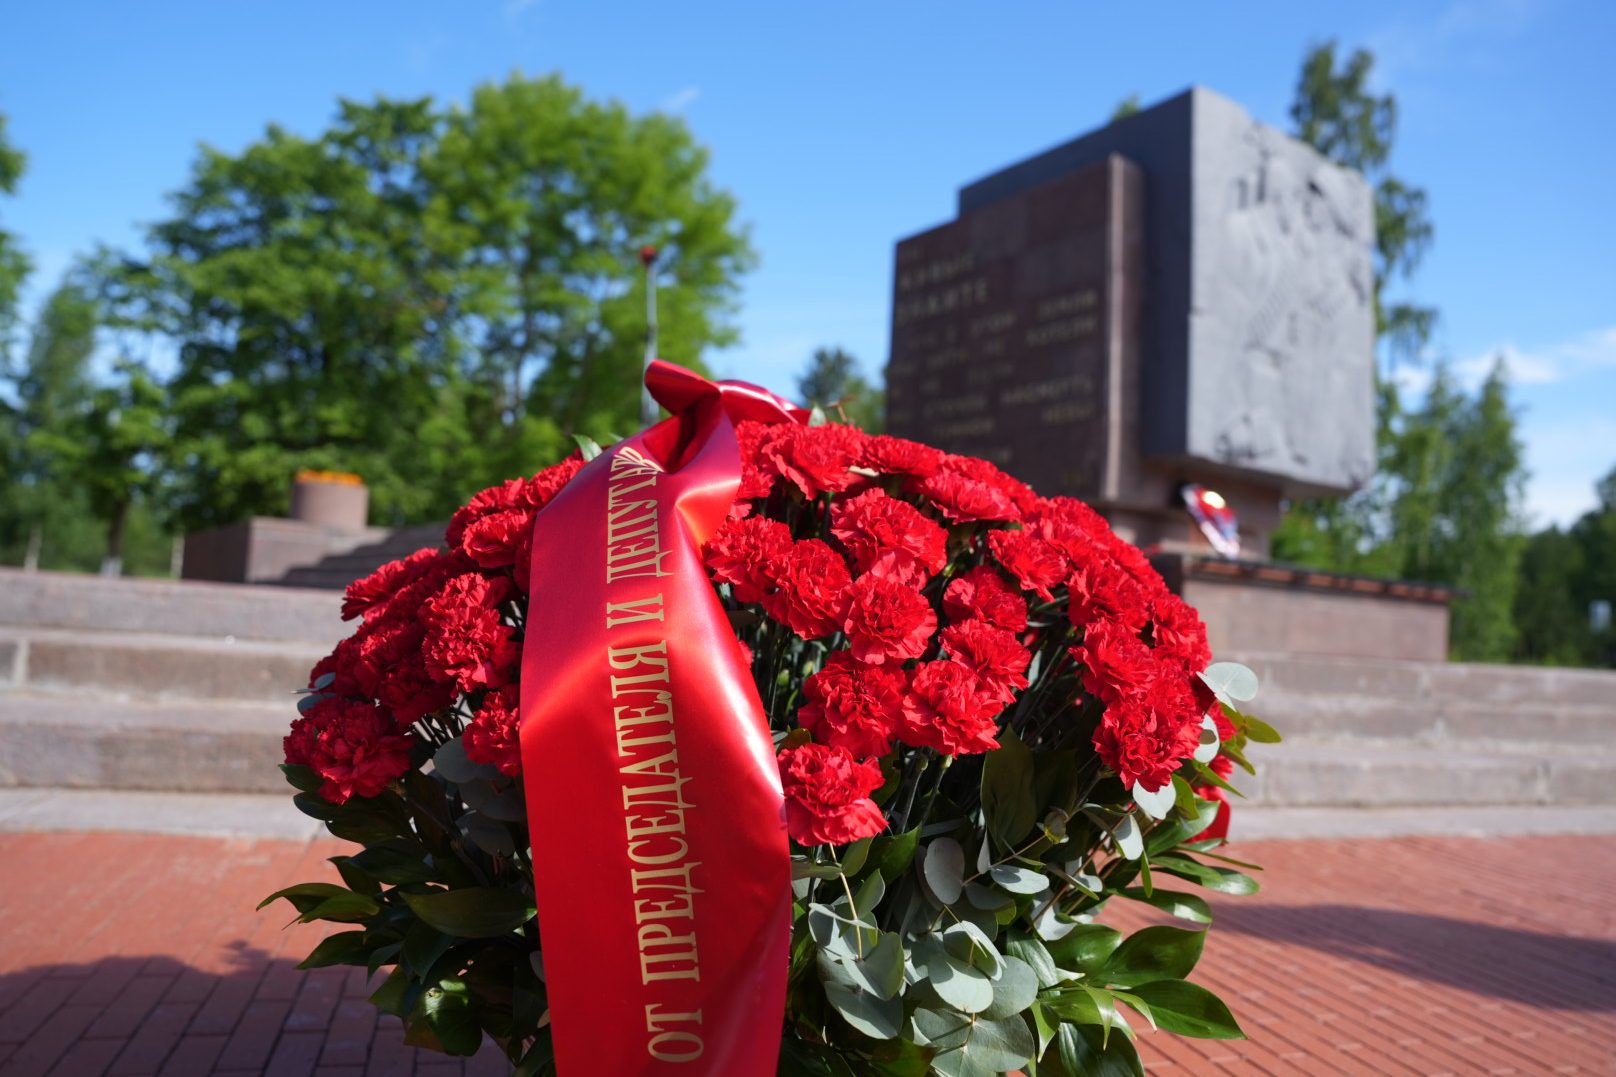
1512,526,1592,665
0,112,28,363
0,277,175,574
99,73,753,532
1383,364,1524,660
796,346,883,432
1569,466,1616,665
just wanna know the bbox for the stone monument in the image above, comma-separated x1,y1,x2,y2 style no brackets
887,86,1376,558
888,87,1455,660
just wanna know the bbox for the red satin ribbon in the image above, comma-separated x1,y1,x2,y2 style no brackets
519,361,803,1075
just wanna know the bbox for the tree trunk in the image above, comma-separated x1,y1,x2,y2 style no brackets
101,500,129,577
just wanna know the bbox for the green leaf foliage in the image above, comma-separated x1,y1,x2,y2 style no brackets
1123,979,1244,1039
402,887,535,939
1097,926,1206,988
84,73,754,534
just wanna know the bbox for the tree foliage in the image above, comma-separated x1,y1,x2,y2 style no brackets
796,345,883,432
97,73,754,532
0,112,28,364
0,276,174,574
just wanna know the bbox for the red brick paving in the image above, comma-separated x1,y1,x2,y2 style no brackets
0,831,1611,1075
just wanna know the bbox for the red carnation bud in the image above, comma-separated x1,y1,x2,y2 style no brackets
639,244,659,266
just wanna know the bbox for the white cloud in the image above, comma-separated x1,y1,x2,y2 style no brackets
1369,0,1542,80
1450,325,1616,389
658,86,701,115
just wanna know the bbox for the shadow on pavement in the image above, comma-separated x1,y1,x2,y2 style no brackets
0,943,509,1076
1216,903,1616,1011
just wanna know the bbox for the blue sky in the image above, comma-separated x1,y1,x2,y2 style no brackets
3,0,1612,525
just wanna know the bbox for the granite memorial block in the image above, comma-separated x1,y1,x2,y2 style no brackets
888,86,1377,556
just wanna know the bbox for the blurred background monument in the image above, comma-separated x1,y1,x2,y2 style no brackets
887,87,1453,660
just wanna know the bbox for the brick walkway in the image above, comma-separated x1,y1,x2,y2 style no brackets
0,832,1611,1076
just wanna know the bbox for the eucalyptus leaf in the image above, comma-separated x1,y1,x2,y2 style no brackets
459,811,516,857
824,982,902,1040
1192,714,1221,764
980,955,1038,1019
922,838,966,905
988,863,1049,895
1113,814,1143,860
1199,662,1258,703
924,950,994,1013
432,737,500,784
1131,780,1176,821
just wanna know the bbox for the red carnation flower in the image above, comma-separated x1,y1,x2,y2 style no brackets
942,566,1029,633
308,635,365,699
830,488,948,578
777,742,887,846
1067,557,1153,634
915,469,1019,524
760,423,866,498
898,660,1002,755
941,620,1031,705
421,574,520,693
761,539,853,639
705,515,793,603
1091,677,1202,791
284,714,322,767
1072,620,1158,705
465,688,523,778
734,421,778,501
858,435,944,479
987,529,1068,600
307,700,417,804
842,573,937,665
1150,591,1212,674
445,457,583,550
342,547,439,622
461,508,536,570
799,651,905,758
353,619,456,725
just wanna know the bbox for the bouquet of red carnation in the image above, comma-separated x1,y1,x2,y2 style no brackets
263,363,1278,1077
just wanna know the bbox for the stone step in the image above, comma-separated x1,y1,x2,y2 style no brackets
0,627,324,705
1236,652,1616,710
277,523,445,589
0,692,293,794
1250,691,1614,750
1244,743,1616,809
0,567,344,644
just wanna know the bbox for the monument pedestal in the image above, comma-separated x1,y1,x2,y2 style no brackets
1152,554,1457,663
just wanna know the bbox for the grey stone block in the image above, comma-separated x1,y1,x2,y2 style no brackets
0,567,344,643
0,693,292,793
958,87,1375,495
13,629,323,705
1251,745,1616,808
